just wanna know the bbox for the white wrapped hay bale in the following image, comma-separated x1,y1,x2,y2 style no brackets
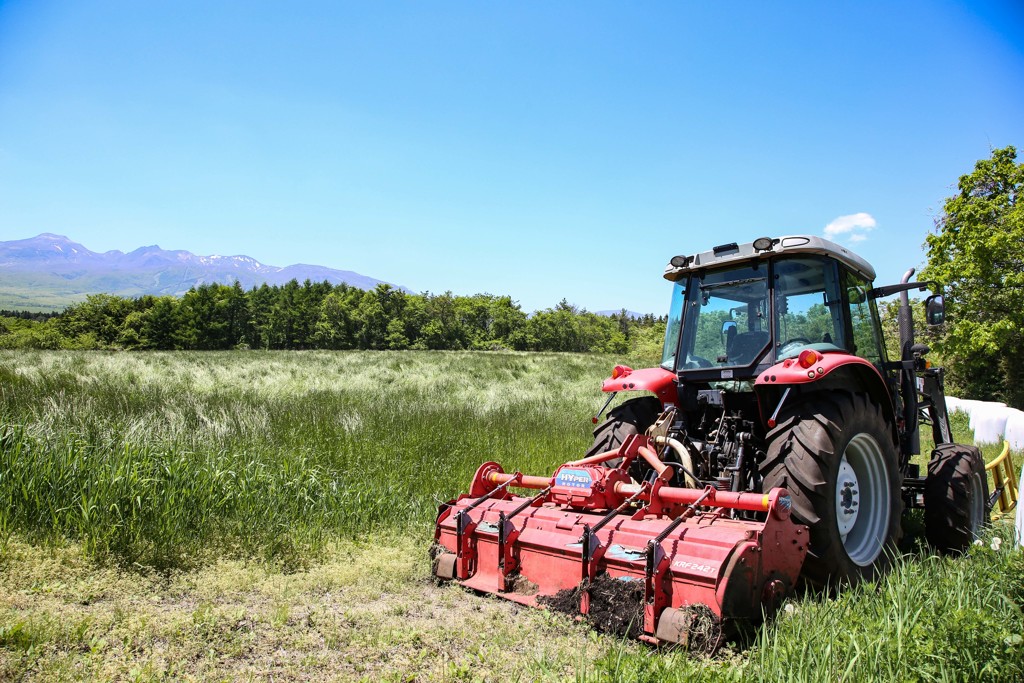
969,404,1015,445
949,398,996,421
1003,410,1024,451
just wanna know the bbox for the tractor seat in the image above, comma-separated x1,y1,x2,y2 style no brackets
727,331,769,365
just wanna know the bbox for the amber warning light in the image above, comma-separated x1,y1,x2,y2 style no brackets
610,365,633,380
797,349,820,369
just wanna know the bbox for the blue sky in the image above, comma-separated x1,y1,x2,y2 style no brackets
1,1,1022,314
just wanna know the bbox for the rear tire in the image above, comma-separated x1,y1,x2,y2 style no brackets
587,396,662,481
761,391,902,586
924,444,989,554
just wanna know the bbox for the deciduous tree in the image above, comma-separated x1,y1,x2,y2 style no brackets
921,146,1024,406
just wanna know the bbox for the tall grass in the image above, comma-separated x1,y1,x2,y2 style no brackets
0,350,1017,570
0,350,615,567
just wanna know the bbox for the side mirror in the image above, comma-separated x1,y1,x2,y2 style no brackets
925,294,945,326
721,320,738,347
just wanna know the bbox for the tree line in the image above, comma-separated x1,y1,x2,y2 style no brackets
0,282,667,357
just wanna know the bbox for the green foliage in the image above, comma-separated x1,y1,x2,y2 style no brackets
626,320,668,367
54,294,135,347
780,302,833,345
0,282,665,357
922,145,1024,406
878,298,945,367
527,300,630,354
0,317,71,350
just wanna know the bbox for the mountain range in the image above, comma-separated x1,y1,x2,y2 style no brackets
0,233,402,311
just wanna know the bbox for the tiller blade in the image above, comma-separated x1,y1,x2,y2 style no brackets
432,434,808,648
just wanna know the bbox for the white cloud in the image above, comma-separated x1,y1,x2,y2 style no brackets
823,213,877,242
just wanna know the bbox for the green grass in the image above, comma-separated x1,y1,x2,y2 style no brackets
0,285,81,313
1,527,1020,682
1,350,1022,681
0,350,615,568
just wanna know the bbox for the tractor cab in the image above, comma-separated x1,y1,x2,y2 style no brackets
660,236,885,383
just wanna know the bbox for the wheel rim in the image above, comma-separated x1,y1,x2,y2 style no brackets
835,433,892,567
968,472,985,535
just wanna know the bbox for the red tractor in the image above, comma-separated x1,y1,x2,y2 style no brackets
433,236,988,647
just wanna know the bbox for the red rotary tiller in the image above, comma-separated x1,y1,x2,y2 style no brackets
432,432,808,646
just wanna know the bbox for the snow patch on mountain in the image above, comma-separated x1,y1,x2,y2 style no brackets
0,233,404,302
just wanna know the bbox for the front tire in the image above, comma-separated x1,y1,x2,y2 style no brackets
924,443,989,554
761,391,902,586
587,396,661,480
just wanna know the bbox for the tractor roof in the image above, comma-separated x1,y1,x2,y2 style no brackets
663,235,876,283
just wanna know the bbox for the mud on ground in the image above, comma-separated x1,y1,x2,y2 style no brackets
540,574,645,639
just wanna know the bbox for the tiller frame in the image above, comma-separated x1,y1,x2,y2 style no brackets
433,434,808,646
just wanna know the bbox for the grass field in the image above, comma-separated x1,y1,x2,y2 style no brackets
1,350,1022,681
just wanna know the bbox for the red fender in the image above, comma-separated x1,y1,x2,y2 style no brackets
754,349,882,388
601,365,678,406
754,350,897,441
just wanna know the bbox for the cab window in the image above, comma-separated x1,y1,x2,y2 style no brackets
773,257,845,359
845,270,884,363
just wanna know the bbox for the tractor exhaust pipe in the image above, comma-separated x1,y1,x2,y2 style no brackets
898,268,916,357
898,268,920,456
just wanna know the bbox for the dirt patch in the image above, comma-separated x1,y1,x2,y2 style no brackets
539,574,645,639
586,575,645,639
538,583,581,614
506,573,539,596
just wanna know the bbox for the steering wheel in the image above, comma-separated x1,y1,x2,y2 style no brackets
684,354,713,369
778,337,812,356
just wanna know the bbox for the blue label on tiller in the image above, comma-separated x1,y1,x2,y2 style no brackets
556,468,593,490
